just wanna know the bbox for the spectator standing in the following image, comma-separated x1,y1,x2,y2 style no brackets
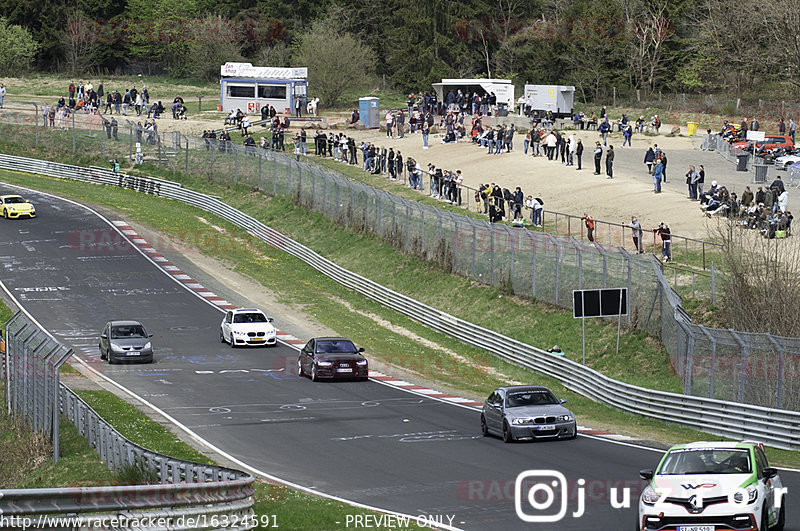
697,165,705,197
532,128,541,156
575,139,583,170
605,145,615,178
593,142,602,174
599,119,610,146
660,152,668,182
779,118,786,135
687,165,699,199
421,117,430,149
653,159,663,193
523,130,531,155
567,134,575,166
630,216,644,253
454,170,463,205
644,146,655,174
0,83,5,108
512,186,524,220
68,82,75,99
653,223,671,261
581,210,596,242
790,119,797,143
241,115,250,136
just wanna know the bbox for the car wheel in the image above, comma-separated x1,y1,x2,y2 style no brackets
219,329,225,343
2,210,7,219
311,363,319,382
297,358,305,377
502,421,513,443
761,504,770,531
107,349,116,364
99,345,106,360
480,415,489,437
229,334,236,348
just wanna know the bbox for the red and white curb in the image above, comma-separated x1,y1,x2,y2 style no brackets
113,221,633,442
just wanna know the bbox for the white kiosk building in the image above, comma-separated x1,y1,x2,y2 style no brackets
219,62,308,115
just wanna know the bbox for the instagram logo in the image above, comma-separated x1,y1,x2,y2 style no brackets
514,470,569,522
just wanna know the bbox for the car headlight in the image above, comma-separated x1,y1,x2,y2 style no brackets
109,342,124,352
317,361,333,367
356,360,367,366
143,342,151,350
557,415,572,422
733,484,758,504
233,330,248,336
641,484,660,505
511,418,529,425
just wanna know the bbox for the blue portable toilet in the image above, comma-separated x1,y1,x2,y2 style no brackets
358,97,380,128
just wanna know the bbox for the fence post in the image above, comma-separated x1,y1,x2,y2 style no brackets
72,112,76,153
33,104,39,146
767,334,785,409
490,226,495,285
234,146,239,183
273,156,277,195
210,141,215,179
710,261,716,304
421,208,425,256
185,137,189,174
258,151,263,190
729,329,748,403
530,232,537,297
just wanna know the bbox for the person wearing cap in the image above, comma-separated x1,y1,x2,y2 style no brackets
653,222,671,262
653,158,663,193
630,216,644,253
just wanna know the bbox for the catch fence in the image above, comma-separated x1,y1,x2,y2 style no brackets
1,107,799,410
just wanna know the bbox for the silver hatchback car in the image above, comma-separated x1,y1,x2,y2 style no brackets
481,385,577,442
99,320,154,364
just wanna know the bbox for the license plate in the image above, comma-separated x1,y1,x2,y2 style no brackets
126,351,140,356
337,368,353,373
678,526,715,531
534,425,556,431
249,338,265,342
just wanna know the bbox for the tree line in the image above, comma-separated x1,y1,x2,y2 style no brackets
1,0,799,105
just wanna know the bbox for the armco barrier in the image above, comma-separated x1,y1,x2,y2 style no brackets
1,313,255,528
2,154,800,449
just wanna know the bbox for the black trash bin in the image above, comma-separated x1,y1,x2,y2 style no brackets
736,154,749,171
496,103,509,117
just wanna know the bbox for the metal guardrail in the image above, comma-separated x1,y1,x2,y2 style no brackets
1,312,256,528
2,155,800,449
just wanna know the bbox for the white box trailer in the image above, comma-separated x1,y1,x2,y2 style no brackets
432,79,515,108
219,62,308,115
523,85,575,118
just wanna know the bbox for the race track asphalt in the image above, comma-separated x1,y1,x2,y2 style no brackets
1,184,797,530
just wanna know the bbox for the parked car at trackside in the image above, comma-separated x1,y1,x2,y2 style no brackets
220,308,277,347
99,320,154,364
481,385,577,442
638,441,785,531
775,154,800,170
298,337,369,381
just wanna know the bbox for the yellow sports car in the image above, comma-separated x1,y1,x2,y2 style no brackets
1,195,36,219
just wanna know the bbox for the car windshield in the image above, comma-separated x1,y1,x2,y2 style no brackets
505,390,558,408
233,312,268,323
659,448,751,475
316,340,357,353
111,325,147,339
4,197,25,204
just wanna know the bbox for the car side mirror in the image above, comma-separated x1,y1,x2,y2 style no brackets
358,347,365,353
763,467,778,480
268,318,274,323
559,399,567,404
100,333,107,339
148,334,153,338
639,469,653,481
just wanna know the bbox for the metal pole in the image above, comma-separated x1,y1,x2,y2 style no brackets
34,104,39,146
185,137,189,173
72,112,76,153
616,291,623,356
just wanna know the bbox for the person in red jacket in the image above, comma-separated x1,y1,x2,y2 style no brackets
581,210,595,243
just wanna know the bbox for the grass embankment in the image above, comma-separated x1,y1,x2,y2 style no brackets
1,165,798,468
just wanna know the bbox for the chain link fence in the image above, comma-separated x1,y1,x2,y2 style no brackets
2,311,73,463
2,106,800,410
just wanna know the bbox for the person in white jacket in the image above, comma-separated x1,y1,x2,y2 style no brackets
545,132,557,160
778,190,789,213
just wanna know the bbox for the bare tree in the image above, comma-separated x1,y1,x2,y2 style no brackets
60,13,100,75
621,0,673,93
713,220,800,337
761,0,800,90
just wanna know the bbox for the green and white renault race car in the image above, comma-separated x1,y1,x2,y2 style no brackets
638,441,786,531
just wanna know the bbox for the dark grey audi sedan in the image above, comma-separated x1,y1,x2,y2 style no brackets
99,320,154,364
481,385,577,442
